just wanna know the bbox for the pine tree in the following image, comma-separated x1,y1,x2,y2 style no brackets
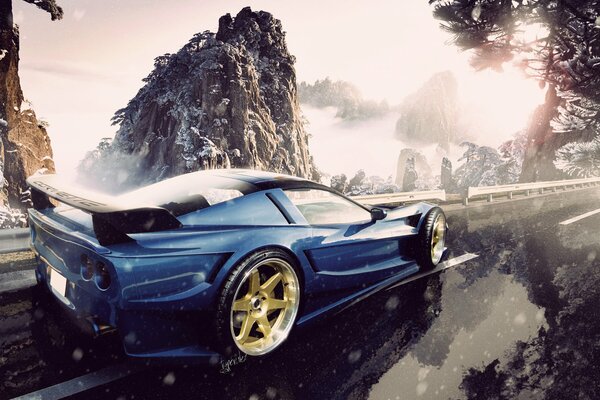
554,137,600,177
1,0,62,29
429,0,600,181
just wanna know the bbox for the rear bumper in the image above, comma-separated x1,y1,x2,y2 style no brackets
34,251,222,363
34,252,117,334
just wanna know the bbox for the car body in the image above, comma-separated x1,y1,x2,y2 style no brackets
27,169,446,361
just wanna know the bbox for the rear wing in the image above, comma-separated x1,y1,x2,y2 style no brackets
27,174,182,246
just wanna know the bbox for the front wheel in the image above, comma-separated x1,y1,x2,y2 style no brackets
216,249,301,357
415,207,447,270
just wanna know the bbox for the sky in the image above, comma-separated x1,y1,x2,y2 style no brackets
13,0,546,179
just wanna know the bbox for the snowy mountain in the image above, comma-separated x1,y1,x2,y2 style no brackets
0,13,55,217
395,71,466,150
298,78,390,121
80,7,316,191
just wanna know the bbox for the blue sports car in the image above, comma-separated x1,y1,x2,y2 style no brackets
27,169,447,360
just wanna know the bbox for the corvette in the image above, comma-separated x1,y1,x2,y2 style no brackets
27,169,447,360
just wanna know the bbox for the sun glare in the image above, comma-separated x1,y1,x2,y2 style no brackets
458,64,546,146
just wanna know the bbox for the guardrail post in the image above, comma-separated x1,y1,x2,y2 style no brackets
525,189,530,196
552,186,557,192
463,197,469,206
539,188,544,194
487,194,493,202
508,192,513,200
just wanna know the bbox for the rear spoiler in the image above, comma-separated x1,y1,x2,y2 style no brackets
27,174,182,246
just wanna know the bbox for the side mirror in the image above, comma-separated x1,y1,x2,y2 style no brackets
370,207,387,222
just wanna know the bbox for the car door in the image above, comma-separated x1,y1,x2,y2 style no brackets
283,189,418,291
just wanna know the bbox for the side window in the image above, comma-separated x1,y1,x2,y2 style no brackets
284,189,371,224
178,192,289,226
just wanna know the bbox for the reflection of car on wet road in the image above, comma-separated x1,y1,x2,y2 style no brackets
26,169,447,360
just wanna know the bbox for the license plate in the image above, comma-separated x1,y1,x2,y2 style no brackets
49,268,67,298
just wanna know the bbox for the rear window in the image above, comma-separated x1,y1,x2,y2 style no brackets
117,173,250,216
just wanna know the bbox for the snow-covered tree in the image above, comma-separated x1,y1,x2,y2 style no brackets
348,169,366,192
554,138,600,177
330,173,348,193
497,131,528,183
454,142,504,188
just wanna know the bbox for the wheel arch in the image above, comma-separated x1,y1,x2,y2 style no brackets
220,244,306,297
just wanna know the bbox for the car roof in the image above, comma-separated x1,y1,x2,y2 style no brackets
189,169,328,192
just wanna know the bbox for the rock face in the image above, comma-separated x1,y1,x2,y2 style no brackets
0,6,55,211
81,7,315,190
440,157,454,191
402,158,418,192
394,71,462,150
395,148,431,186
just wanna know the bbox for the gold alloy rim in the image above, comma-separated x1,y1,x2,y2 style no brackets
430,214,446,265
230,258,300,356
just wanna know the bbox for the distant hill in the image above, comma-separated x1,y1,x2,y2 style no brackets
395,71,467,150
299,78,390,120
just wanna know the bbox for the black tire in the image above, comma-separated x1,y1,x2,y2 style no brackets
215,248,301,357
415,207,447,270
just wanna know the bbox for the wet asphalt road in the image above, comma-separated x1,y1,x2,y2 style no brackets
1,187,600,400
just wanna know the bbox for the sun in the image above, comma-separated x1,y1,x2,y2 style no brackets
457,63,546,146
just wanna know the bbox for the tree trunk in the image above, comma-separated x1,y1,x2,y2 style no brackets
519,85,562,182
0,0,11,31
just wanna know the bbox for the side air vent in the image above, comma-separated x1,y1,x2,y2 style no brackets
406,214,422,227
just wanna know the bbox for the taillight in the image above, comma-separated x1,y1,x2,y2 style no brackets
80,254,94,281
80,254,112,291
94,262,111,291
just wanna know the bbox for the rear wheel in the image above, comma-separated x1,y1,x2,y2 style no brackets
415,207,447,270
216,249,301,356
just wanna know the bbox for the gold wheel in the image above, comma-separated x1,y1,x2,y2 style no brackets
230,258,300,356
430,213,446,265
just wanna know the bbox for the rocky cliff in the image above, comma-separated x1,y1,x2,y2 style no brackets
0,1,56,213
395,71,463,150
81,7,315,190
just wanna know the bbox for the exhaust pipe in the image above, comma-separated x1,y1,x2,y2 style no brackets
84,317,116,337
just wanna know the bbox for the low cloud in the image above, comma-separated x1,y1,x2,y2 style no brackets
21,60,124,84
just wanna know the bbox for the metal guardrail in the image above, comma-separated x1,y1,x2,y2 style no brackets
465,176,600,205
0,227,30,254
352,190,447,205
